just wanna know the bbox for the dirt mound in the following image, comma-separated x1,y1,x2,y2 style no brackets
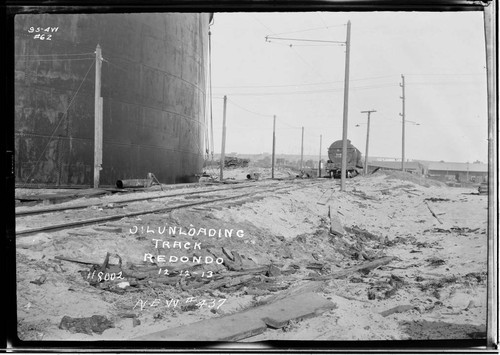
373,170,445,187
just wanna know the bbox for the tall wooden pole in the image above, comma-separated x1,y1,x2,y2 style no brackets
484,1,497,348
271,115,276,179
93,44,103,189
220,95,227,181
400,74,406,172
340,20,351,191
361,110,376,175
300,126,304,170
318,134,322,177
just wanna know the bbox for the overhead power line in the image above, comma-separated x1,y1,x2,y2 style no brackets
266,41,339,48
18,57,94,62
213,83,399,96
265,36,345,45
213,75,398,89
226,98,273,118
15,52,95,57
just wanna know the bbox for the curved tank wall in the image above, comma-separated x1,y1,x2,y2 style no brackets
14,13,211,186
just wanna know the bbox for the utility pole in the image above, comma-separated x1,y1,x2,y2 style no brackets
483,2,497,348
300,126,304,170
93,44,103,189
271,115,276,179
220,95,227,181
340,20,351,191
264,24,349,183
361,110,376,175
318,134,322,177
400,74,406,172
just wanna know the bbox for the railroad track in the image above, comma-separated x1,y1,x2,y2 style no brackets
15,181,267,217
16,179,325,236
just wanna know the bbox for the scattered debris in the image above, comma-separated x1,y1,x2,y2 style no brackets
93,226,123,233
464,300,476,311
349,189,378,201
225,156,250,168
424,201,443,224
15,166,488,341
306,256,395,281
246,173,261,180
424,197,451,202
328,205,345,236
426,257,446,267
133,292,335,341
58,315,114,335
267,265,281,277
30,275,47,286
344,225,382,242
17,233,52,250
55,255,100,265
380,305,415,317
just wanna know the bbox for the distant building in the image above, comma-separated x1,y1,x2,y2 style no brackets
367,161,426,175
426,162,488,183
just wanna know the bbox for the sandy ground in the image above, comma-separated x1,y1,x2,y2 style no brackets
15,168,488,342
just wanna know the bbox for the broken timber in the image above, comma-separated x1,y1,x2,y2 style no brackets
380,304,415,317
328,205,345,236
305,256,396,281
424,201,443,224
133,292,335,341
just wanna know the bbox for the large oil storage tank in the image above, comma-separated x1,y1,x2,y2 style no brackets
14,13,212,187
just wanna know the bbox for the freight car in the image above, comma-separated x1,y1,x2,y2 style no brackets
325,140,363,178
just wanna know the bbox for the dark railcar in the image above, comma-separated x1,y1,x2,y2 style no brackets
325,140,363,178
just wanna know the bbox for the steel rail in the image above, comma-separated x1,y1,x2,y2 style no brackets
16,183,299,236
16,181,279,217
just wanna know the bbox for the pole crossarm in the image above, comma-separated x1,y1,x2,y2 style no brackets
265,36,345,44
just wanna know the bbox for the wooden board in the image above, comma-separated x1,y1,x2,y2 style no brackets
133,292,335,341
329,205,345,236
133,312,268,341
255,292,335,328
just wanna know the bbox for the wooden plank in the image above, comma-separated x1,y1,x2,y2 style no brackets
134,292,335,341
54,255,101,265
424,201,443,224
255,292,335,328
380,304,414,317
328,205,345,236
305,256,395,281
133,312,268,341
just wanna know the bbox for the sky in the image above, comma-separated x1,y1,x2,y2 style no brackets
207,11,488,163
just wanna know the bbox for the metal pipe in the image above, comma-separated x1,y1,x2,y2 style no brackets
116,179,153,189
